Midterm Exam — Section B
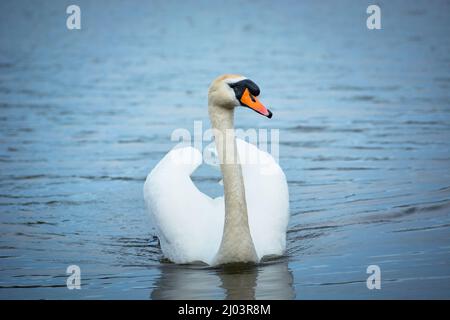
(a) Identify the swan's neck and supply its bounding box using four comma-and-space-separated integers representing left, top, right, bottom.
208, 103, 258, 265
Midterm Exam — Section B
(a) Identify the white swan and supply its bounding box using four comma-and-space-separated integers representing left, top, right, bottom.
144, 74, 289, 265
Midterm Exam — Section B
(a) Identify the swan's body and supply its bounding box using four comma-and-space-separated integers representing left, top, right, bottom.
144, 75, 289, 265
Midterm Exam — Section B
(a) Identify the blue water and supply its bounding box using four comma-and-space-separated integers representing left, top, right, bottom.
0, 0, 449, 299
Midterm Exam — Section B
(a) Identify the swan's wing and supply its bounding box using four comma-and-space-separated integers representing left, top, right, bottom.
143, 146, 224, 264
236, 139, 290, 259
145, 141, 289, 264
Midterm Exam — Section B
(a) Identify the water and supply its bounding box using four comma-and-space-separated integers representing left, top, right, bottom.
1, 0, 449, 299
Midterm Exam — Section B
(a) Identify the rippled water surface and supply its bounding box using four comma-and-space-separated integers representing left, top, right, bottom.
1, 0, 450, 299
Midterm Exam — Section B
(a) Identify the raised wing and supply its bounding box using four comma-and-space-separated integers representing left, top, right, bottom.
144, 146, 223, 264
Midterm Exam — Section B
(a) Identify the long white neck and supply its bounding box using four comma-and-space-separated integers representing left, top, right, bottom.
208, 103, 258, 265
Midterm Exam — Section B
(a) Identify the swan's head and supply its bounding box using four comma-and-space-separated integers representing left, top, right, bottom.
208, 74, 272, 118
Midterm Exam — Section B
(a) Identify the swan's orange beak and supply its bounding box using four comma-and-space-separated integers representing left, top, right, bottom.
240, 88, 272, 118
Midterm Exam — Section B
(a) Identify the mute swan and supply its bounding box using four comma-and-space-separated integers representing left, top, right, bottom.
144, 74, 289, 266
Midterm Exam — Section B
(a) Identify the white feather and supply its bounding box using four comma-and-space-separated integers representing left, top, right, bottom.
144, 139, 289, 265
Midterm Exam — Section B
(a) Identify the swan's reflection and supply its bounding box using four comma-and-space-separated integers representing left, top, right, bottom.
150, 260, 295, 300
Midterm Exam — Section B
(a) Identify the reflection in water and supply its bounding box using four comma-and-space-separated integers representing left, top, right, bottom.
151, 260, 295, 300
